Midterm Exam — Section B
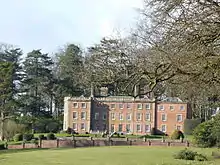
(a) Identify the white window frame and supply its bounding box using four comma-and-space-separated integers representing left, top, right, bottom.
137, 113, 142, 121
137, 124, 141, 132
81, 123, 85, 130
118, 124, 123, 132
170, 105, 174, 111
137, 103, 143, 110
127, 103, 131, 109
180, 105, 185, 111
119, 104, 124, 109
161, 125, 166, 132
73, 111, 78, 119
111, 113, 115, 120
177, 114, 183, 122
73, 123, 77, 131
127, 113, 131, 120
161, 114, 167, 121
146, 113, 151, 121
146, 103, 151, 110
95, 113, 99, 120
119, 113, 123, 120
110, 104, 116, 109
159, 105, 164, 111
81, 112, 86, 120
145, 124, 151, 133
81, 103, 87, 109
111, 124, 115, 132
73, 102, 78, 108
126, 124, 131, 133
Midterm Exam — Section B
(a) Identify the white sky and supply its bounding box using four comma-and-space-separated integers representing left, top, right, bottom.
0, 0, 143, 53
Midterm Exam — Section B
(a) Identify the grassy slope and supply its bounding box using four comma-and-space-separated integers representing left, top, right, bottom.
0, 146, 219, 165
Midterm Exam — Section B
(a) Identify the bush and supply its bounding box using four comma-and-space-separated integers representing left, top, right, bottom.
174, 148, 198, 160
38, 134, 46, 140
0, 144, 6, 150
66, 127, 72, 134
171, 130, 184, 140
23, 133, 34, 141
195, 154, 208, 161
184, 119, 202, 135
47, 133, 56, 140
13, 133, 23, 142
193, 120, 216, 147
45, 122, 60, 133
30, 139, 38, 145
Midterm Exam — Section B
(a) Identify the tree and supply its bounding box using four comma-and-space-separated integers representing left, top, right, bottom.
20, 50, 54, 117
0, 61, 14, 140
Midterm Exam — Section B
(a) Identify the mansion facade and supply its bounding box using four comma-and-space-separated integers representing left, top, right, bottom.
63, 96, 191, 135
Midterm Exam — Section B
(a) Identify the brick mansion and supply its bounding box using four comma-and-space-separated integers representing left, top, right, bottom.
63, 89, 191, 135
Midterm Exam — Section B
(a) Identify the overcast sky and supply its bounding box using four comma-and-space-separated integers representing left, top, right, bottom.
0, 0, 143, 53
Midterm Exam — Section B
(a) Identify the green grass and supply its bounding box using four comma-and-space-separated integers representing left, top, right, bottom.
0, 146, 219, 165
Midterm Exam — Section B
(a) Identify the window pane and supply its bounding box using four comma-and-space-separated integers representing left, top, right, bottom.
95, 113, 99, 120
103, 113, 107, 120
73, 112, 77, 119
81, 123, 85, 130
73, 103, 78, 108
81, 103, 86, 108
81, 112, 86, 119
127, 113, 131, 120
180, 106, 184, 110
137, 124, 141, 131
119, 104, 123, 109
126, 124, 130, 132
119, 124, 123, 132
119, 113, 123, 120
111, 124, 115, 132
111, 113, 115, 120
145, 125, 151, 132
170, 106, 174, 110
127, 103, 131, 109
137, 104, 143, 109
146, 104, 150, 110
111, 104, 116, 109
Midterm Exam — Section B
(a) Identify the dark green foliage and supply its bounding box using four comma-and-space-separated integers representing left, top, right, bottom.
23, 133, 34, 141
31, 139, 38, 145
184, 119, 202, 135
0, 144, 6, 150
38, 134, 45, 140
45, 121, 60, 133
195, 154, 208, 161
13, 133, 23, 142
47, 133, 56, 140
34, 118, 61, 133
171, 130, 184, 140
193, 120, 216, 147
174, 148, 207, 161
66, 127, 73, 134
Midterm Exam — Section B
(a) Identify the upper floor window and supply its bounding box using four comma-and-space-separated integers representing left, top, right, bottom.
137, 113, 142, 121
159, 105, 164, 111
119, 113, 123, 120
73, 112, 78, 119
127, 103, 131, 109
73, 103, 78, 108
177, 114, 183, 122
145, 103, 151, 110
127, 113, 131, 120
110, 104, 116, 109
95, 113, 99, 120
103, 113, 107, 120
119, 104, 124, 109
180, 105, 185, 111
146, 113, 151, 121
81, 103, 87, 109
137, 103, 143, 110
161, 114, 167, 121
170, 105, 174, 111
111, 113, 115, 120
81, 112, 86, 120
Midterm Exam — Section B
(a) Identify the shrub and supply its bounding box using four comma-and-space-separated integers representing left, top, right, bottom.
171, 130, 184, 140
0, 144, 6, 150
184, 119, 202, 135
38, 134, 46, 140
23, 133, 34, 141
66, 127, 72, 134
31, 139, 38, 145
174, 148, 198, 160
193, 120, 216, 147
46, 122, 60, 133
13, 133, 23, 142
195, 154, 208, 161
47, 133, 56, 140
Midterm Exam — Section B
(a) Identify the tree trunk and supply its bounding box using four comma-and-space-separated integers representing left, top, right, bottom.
0, 112, 4, 141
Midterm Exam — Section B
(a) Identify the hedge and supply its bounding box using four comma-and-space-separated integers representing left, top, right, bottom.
184, 118, 202, 135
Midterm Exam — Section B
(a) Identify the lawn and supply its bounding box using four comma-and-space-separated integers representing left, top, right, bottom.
0, 146, 219, 165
